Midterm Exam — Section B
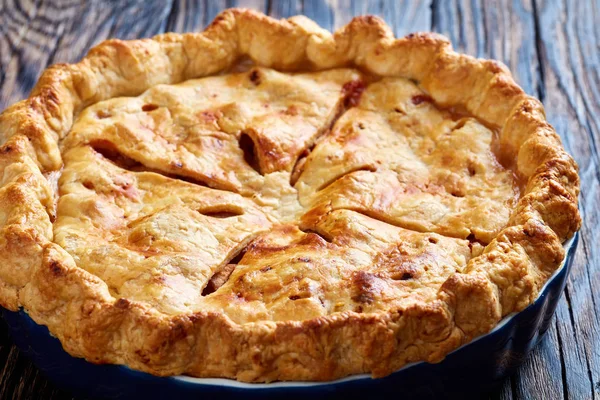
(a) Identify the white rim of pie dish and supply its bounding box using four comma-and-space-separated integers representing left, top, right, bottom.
170, 236, 576, 388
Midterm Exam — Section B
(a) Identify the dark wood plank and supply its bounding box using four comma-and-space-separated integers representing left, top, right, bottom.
0, 320, 74, 399
268, 0, 301, 18
329, 0, 432, 36
385, 1, 433, 38
106, 0, 173, 40
554, 292, 594, 400
512, 322, 564, 399
535, 0, 600, 398
0, 0, 176, 111
48, 2, 117, 66
166, 0, 205, 33
0, 0, 40, 98
489, 377, 514, 400
302, 0, 333, 30
0, 0, 80, 110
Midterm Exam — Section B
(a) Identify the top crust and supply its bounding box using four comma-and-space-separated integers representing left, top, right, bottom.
0, 9, 581, 382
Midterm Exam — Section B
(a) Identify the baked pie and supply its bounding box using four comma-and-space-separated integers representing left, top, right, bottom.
0, 9, 580, 382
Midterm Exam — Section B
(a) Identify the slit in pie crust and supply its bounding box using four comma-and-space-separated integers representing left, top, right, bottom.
0, 9, 580, 382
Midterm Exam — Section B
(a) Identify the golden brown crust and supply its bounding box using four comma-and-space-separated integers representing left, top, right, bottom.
295, 77, 519, 243
0, 9, 580, 382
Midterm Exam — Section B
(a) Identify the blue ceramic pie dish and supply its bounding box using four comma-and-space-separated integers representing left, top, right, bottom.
1, 234, 578, 399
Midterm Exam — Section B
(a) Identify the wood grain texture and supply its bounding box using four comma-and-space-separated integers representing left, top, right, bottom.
166, 0, 205, 32
535, 0, 600, 399
0, 0, 79, 109
0, 0, 39, 98
0, 1, 597, 399
268, 0, 301, 18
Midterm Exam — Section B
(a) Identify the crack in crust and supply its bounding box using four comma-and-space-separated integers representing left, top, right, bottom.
0, 9, 581, 382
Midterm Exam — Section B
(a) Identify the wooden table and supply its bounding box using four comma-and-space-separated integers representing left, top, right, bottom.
0, 0, 598, 399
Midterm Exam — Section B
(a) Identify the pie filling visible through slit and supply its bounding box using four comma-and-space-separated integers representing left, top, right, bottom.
0, 9, 580, 382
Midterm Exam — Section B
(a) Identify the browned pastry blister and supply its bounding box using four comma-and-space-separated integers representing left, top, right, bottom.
0, 9, 580, 382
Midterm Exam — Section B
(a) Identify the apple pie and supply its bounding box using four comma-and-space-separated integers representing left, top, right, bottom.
0, 9, 580, 382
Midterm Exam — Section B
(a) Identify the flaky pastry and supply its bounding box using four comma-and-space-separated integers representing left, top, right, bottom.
0, 9, 580, 382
